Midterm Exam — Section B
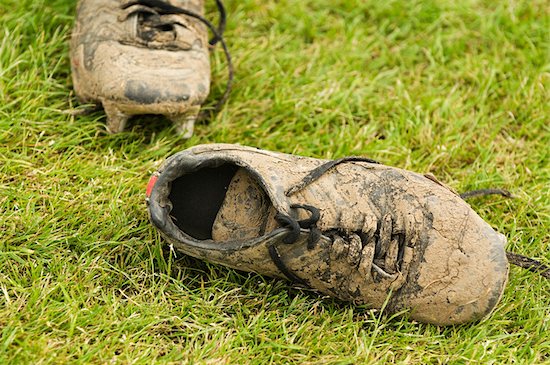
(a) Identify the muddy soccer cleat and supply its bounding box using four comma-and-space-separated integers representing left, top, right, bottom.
146, 144, 509, 325
70, 0, 232, 137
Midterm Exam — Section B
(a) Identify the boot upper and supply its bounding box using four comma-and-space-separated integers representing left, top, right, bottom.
147, 144, 509, 325
70, 0, 210, 114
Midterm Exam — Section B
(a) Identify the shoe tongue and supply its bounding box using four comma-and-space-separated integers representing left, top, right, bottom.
211, 168, 278, 242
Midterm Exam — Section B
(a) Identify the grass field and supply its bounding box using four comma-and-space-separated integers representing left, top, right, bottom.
1, 0, 549, 363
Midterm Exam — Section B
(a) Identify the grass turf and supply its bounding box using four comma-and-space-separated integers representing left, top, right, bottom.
1, 0, 549, 363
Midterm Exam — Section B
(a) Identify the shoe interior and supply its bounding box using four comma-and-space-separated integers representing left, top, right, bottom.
168, 164, 239, 240
168, 165, 277, 241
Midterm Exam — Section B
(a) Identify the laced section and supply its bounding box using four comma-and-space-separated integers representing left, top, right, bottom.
268, 157, 408, 287
268, 204, 321, 286
119, 0, 233, 120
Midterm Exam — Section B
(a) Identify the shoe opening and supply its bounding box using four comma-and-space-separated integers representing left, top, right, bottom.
168, 164, 277, 241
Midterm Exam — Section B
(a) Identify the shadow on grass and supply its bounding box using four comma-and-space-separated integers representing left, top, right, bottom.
155, 243, 431, 331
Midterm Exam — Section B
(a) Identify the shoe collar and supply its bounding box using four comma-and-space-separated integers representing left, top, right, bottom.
147, 144, 303, 251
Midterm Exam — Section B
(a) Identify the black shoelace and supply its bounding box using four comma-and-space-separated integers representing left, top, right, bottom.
269, 157, 398, 287
459, 188, 549, 279
121, 0, 233, 121
269, 158, 550, 286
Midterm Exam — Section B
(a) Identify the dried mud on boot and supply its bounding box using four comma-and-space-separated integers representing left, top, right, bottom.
70, 0, 231, 137
147, 144, 512, 325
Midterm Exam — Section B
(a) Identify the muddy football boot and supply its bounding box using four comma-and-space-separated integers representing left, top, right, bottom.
146, 144, 509, 325
70, 0, 230, 137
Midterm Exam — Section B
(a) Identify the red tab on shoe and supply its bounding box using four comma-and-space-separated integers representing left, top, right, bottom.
146, 174, 158, 198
